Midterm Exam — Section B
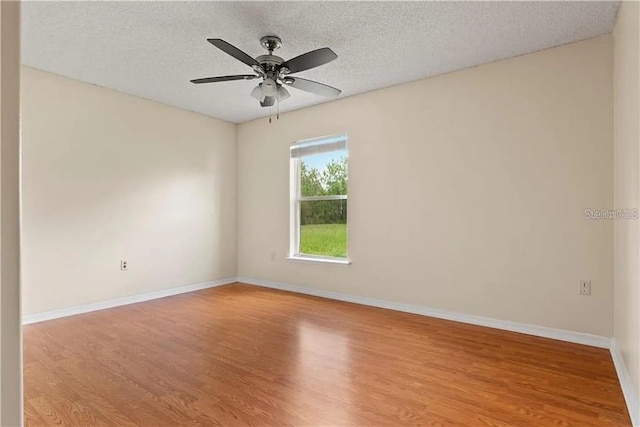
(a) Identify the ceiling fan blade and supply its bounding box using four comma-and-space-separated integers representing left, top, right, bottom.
280, 48, 337, 74
207, 38, 263, 70
191, 75, 258, 84
260, 96, 276, 107
286, 77, 341, 98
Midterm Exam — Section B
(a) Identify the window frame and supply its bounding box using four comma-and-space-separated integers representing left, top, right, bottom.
288, 134, 350, 265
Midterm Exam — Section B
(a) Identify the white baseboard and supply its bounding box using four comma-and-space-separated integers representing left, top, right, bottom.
22, 277, 236, 325
237, 276, 611, 348
611, 339, 640, 426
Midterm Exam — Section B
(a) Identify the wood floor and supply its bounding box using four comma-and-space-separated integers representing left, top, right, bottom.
24, 283, 630, 426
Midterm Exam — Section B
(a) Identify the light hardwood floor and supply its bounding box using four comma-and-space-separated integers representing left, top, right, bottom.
24, 283, 631, 426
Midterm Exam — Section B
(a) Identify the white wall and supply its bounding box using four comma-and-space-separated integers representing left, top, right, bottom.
1, 2, 21, 425
613, 0, 640, 418
21, 67, 237, 316
237, 36, 614, 337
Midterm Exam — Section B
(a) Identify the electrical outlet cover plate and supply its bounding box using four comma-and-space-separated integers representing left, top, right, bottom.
579, 280, 591, 296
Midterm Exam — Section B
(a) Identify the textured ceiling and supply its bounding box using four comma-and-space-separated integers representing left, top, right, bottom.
22, 1, 619, 124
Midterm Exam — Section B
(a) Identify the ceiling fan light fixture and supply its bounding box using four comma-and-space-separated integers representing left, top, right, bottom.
250, 84, 264, 101
277, 86, 290, 101
261, 78, 277, 97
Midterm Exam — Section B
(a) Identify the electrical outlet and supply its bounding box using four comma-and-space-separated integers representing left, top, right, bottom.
579, 280, 591, 296
120, 260, 128, 271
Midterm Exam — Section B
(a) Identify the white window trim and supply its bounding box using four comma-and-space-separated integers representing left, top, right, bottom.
286, 255, 352, 265
289, 134, 350, 264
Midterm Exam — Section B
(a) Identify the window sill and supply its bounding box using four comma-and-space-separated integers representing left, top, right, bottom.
286, 255, 352, 265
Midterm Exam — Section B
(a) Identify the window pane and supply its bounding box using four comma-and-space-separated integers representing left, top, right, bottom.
299, 199, 347, 257
300, 150, 347, 197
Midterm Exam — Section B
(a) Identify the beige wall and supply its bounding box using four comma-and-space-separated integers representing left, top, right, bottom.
21, 67, 237, 316
1, 2, 21, 425
237, 36, 614, 337
614, 0, 640, 417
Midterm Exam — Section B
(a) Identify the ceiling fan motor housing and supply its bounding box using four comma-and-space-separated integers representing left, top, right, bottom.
258, 36, 290, 76
255, 54, 284, 71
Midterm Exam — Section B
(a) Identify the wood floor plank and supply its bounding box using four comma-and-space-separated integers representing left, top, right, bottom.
23, 283, 631, 426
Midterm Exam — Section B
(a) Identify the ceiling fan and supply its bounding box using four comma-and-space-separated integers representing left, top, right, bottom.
191, 36, 341, 107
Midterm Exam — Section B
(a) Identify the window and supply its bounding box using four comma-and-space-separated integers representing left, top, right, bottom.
289, 134, 348, 263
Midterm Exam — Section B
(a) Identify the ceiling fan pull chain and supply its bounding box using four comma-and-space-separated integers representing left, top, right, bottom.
269, 106, 272, 124
277, 95, 280, 120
